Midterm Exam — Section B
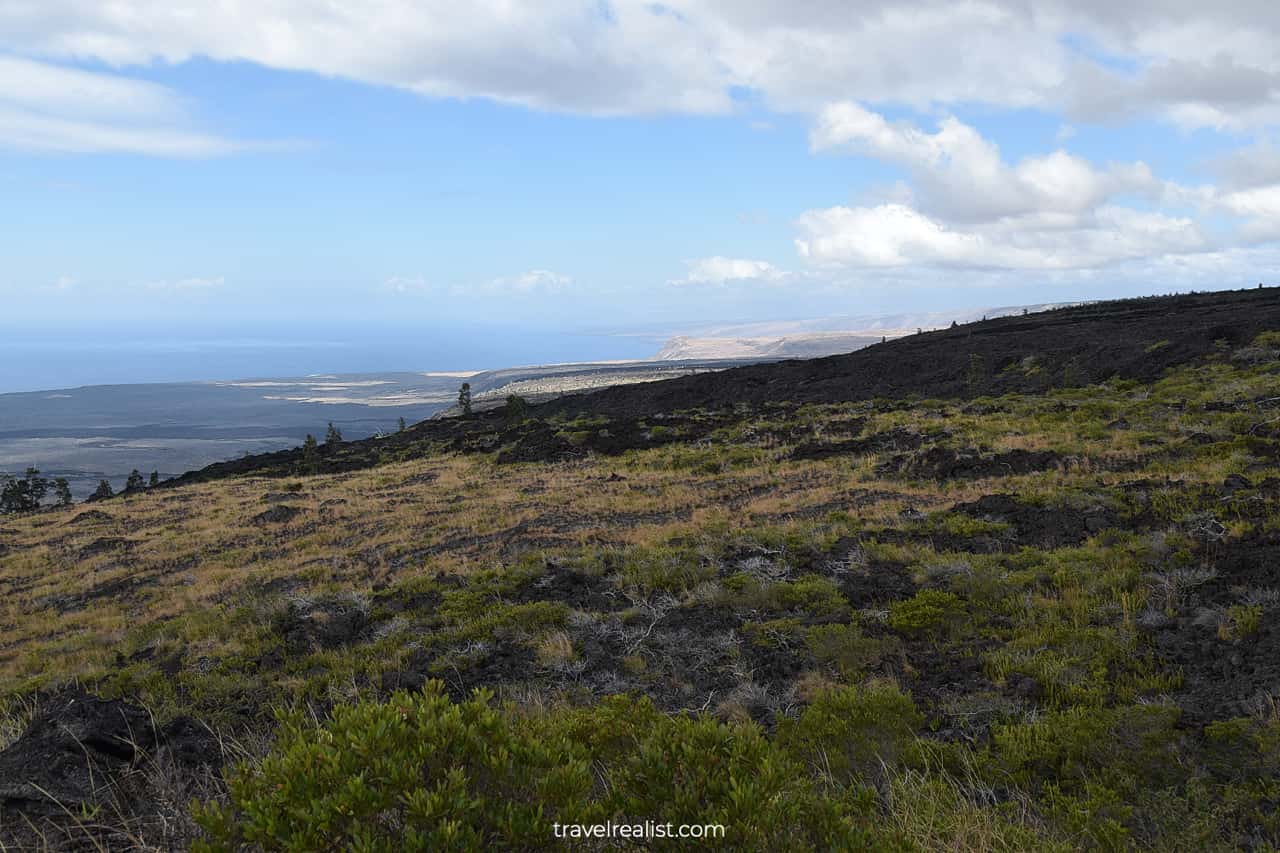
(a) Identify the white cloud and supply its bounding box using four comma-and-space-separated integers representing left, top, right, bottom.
797, 102, 1223, 272
1218, 184, 1280, 243
810, 102, 1164, 223
384, 270, 574, 296
671, 256, 789, 285
1064, 54, 1280, 131
0, 55, 268, 155
5, 2, 1280, 127
0, 2, 732, 117
1219, 185, 1280, 219
1209, 140, 1280, 191
486, 269, 573, 293
795, 203, 1207, 271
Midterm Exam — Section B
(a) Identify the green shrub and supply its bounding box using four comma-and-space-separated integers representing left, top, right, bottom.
197, 684, 879, 851
194, 683, 596, 850
993, 703, 1184, 794
721, 574, 848, 617
619, 545, 714, 594
1203, 717, 1280, 782
806, 622, 895, 678
778, 682, 923, 790
1218, 604, 1263, 641
888, 590, 966, 638
597, 706, 865, 849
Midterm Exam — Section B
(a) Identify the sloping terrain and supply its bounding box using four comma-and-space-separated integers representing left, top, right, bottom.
0, 288, 1278, 849
0, 358, 760, 499
546, 286, 1280, 418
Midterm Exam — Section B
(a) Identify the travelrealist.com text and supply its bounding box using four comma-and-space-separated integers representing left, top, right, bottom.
552, 821, 727, 840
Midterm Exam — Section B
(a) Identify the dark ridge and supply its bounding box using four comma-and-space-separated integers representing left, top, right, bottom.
538, 287, 1280, 420
156, 286, 1279, 487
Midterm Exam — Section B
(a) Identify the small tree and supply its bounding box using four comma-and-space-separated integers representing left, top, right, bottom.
26, 468, 49, 505
54, 478, 73, 506
397, 416, 407, 433
301, 434, 319, 474
2, 469, 49, 514
458, 383, 473, 417
505, 394, 530, 425
125, 469, 146, 491
149, 471, 160, 487
0, 476, 23, 514
90, 479, 114, 500
325, 422, 343, 445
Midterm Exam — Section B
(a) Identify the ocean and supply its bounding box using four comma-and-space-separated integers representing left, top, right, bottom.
0, 327, 661, 393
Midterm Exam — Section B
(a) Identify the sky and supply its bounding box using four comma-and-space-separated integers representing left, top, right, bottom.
3, 1, 1280, 375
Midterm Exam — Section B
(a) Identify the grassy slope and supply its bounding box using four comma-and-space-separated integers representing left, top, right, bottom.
1, 297, 1279, 848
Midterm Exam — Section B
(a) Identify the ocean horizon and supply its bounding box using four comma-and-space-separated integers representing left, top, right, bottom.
0, 327, 663, 394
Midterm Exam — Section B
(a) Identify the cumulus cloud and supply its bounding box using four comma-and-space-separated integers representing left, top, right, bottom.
1217, 185, 1280, 243
796, 204, 1205, 270
671, 256, 789, 285
4, 1, 1280, 128
1210, 140, 1280, 192
0, 55, 269, 155
0, 2, 732, 117
810, 102, 1163, 223
1064, 55, 1280, 130
798, 103, 1214, 271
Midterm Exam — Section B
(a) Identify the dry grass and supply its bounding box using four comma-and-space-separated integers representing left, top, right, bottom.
0, 358, 1272, 699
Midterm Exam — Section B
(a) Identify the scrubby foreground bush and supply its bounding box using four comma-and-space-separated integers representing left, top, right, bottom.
194, 677, 1280, 851
196, 681, 920, 850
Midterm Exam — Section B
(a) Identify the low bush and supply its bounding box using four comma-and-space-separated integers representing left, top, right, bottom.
196, 683, 882, 851
777, 682, 924, 790
888, 589, 967, 638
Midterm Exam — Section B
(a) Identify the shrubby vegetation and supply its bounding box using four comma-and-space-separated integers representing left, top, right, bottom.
0, 467, 71, 514
196, 681, 882, 851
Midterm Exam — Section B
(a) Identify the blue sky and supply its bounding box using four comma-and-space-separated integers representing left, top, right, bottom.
3, 2, 1280, 369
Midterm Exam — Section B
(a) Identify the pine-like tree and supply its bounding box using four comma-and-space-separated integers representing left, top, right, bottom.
54, 478, 73, 506
90, 479, 114, 500
301, 434, 319, 474
325, 422, 343, 444
24, 468, 48, 505
458, 383, 473, 417
505, 394, 530, 425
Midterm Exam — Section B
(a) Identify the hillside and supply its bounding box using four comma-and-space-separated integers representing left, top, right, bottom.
545, 287, 1280, 418
0, 287, 1279, 849
0, 359, 760, 499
